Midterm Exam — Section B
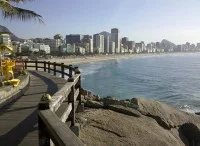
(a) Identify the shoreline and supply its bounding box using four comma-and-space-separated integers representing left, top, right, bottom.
43, 52, 198, 65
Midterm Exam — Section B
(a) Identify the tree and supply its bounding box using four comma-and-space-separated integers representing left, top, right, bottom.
0, 0, 43, 22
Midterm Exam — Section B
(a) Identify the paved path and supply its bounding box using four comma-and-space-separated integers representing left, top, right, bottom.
0, 71, 67, 146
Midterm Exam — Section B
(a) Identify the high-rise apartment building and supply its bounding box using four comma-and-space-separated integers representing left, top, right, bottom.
82, 36, 93, 53
111, 28, 120, 53
109, 41, 115, 54
43, 38, 62, 52
0, 34, 11, 46
93, 34, 104, 53
127, 41, 135, 53
104, 36, 109, 53
66, 34, 84, 44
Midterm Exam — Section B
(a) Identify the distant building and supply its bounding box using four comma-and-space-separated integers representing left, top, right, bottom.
99, 33, 109, 53
32, 38, 43, 43
89, 39, 93, 53
127, 41, 135, 53
122, 37, 129, 45
111, 28, 120, 53
12, 41, 21, 53
190, 44, 196, 51
196, 43, 200, 51
76, 46, 85, 54
135, 42, 145, 53
146, 43, 152, 53
43, 38, 62, 52
175, 45, 182, 52
104, 35, 109, 53
66, 44, 76, 53
93, 34, 104, 53
0, 34, 11, 46
83, 35, 92, 39
156, 42, 161, 49
109, 41, 115, 54
66, 34, 84, 44
82, 36, 93, 53
33, 43, 51, 54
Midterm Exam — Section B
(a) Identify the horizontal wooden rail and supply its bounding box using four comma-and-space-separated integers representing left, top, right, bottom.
39, 110, 84, 146
24, 60, 78, 78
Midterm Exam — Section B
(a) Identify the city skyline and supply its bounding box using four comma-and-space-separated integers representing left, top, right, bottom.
1, 0, 200, 44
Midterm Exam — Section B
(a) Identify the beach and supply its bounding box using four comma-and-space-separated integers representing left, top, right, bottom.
43, 53, 166, 65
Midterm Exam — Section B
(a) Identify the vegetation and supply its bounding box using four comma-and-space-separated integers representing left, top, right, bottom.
0, 0, 43, 22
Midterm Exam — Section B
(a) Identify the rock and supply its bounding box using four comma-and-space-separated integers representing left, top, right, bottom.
180, 123, 200, 146
81, 95, 86, 103
119, 100, 138, 109
80, 88, 101, 101
101, 97, 119, 107
107, 105, 141, 117
130, 97, 138, 105
195, 112, 200, 115
102, 96, 138, 109
133, 98, 200, 129
77, 109, 188, 146
85, 100, 104, 108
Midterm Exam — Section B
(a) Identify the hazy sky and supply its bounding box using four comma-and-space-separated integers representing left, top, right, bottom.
1, 0, 200, 44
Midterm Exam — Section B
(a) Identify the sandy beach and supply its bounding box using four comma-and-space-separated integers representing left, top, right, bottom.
42, 52, 199, 65
43, 53, 166, 65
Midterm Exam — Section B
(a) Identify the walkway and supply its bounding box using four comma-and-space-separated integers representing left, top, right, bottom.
0, 71, 67, 146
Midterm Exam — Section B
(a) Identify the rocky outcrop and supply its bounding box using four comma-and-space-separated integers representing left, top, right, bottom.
77, 93, 200, 146
133, 98, 200, 130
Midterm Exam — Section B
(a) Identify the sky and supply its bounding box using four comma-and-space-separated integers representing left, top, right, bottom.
1, 0, 200, 44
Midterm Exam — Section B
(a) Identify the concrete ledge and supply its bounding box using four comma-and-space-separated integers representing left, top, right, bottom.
0, 74, 30, 108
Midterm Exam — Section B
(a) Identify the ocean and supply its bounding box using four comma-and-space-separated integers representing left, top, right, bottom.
77, 53, 200, 113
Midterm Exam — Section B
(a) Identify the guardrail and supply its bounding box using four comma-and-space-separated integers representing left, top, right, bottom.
24, 61, 84, 146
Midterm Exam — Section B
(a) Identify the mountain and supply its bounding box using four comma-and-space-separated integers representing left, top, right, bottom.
161, 39, 177, 51
0, 25, 23, 42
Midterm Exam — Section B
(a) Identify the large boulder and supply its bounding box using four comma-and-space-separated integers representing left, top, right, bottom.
85, 100, 104, 108
77, 98, 200, 146
101, 96, 120, 107
77, 109, 187, 146
102, 96, 138, 109
107, 105, 141, 117
80, 88, 100, 101
132, 98, 200, 129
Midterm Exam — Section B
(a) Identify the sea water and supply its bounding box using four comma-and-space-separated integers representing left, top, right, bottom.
77, 53, 200, 113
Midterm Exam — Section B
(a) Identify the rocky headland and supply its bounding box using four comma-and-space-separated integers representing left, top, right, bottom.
76, 88, 200, 146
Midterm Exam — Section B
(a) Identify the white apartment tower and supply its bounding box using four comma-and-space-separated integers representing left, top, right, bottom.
0, 34, 11, 46
93, 34, 104, 53
111, 28, 120, 53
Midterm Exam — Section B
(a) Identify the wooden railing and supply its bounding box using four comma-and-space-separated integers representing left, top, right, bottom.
24, 61, 84, 146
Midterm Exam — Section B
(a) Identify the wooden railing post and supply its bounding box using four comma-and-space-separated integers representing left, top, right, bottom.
53, 62, 56, 76
25, 61, 27, 69
61, 63, 64, 78
68, 65, 74, 82
68, 65, 75, 126
44, 61, 46, 72
48, 61, 50, 73
38, 100, 51, 146
74, 67, 82, 103
68, 85, 75, 126
36, 60, 38, 71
